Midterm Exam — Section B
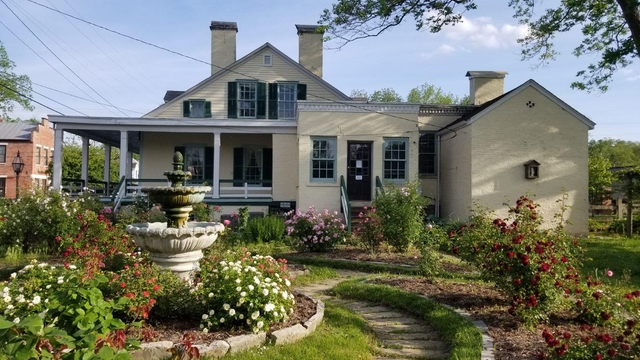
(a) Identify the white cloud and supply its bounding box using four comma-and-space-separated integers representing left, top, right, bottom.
620, 68, 640, 81
420, 15, 529, 60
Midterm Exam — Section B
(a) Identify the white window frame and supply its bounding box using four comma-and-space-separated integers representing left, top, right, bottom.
238, 82, 257, 118
419, 132, 437, 176
263, 54, 272, 66
278, 83, 297, 119
184, 146, 205, 180
383, 138, 408, 182
35, 145, 42, 165
188, 99, 206, 118
310, 137, 337, 183
44, 147, 49, 166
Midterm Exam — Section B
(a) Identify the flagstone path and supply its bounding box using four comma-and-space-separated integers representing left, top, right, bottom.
294, 270, 450, 359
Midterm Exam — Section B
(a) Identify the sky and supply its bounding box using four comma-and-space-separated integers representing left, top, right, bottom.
1, 0, 639, 141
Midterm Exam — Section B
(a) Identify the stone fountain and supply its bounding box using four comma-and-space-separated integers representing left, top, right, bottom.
126, 152, 225, 279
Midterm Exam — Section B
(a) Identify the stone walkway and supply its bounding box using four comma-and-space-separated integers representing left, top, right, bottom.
294, 270, 449, 359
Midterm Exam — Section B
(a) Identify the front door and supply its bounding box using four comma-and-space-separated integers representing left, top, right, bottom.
347, 142, 372, 201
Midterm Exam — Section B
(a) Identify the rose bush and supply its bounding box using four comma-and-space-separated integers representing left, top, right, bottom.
353, 206, 384, 254
285, 207, 347, 252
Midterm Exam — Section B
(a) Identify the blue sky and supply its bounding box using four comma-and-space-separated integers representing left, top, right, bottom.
1, 0, 639, 141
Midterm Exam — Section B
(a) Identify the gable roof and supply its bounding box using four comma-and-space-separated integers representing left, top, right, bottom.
0, 122, 36, 141
439, 79, 596, 133
145, 42, 351, 117
163, 90, 184, 103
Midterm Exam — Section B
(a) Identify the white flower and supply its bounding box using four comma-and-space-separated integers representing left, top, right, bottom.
209, 310, 215, 315
248, 285, 255, 291
285, 279, 291, 287
235, 278, 241, 284
10, 273, 16, 279
262, 289, 269, 296
257, 321, 264, 329
3, 296, 11, 303
202, 314, 209, 320
2, 287, 8, 293
272, 288, 278, 294
229, 309, 236, 316
32, 296, 41, 305
236, 286, 242, 292
220, 317, 225, 323
282, 291, 289, 299
13, 317, 20, 323
251, 311, 260, 320
223, 303, 230, 311
68, 265, 77, 270
239, 314, 244, 319
264, 303, 275, 312
202, 328, 209, 334
45, 285, 51, 289
57, 276, 64, 284
265, 277, 271, 283
241, 291, 247, 297
207, 292, 214, 298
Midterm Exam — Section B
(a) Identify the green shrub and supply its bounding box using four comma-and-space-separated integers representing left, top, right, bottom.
417, 224, 447, 277
285, 207, 347, 252
352, 207, 384, 255
244, 216, 286, 243
608, 216, 640, 234
588, 218, 610, 232
373, 180, 426, 252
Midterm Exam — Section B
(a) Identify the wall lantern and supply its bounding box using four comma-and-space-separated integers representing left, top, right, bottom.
12, 151, 25, 198
524, 160, 540, 179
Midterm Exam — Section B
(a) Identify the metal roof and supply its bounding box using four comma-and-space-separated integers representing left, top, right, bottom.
0, 122, 36, 141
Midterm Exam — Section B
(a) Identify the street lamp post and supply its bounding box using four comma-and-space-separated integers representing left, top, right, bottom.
12, 151, 24, 199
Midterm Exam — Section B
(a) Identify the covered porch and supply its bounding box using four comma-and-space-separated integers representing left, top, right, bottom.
48, 116, 297, 206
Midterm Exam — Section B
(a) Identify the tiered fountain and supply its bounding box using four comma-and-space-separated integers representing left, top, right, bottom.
126, 152, 225, 279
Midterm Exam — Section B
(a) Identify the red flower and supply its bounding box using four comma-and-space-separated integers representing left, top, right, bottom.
506, 252, 515, 258
149, 299, 156, 305
539, 263, 551, 272
120, 282, 126, 288
142, 291, 149, 297
608, 348, 617, 357
123, 293, 134, 298
563, 332, 571, 340
153, 284, 161, 291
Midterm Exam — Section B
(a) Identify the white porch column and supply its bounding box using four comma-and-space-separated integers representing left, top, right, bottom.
81, 136, 89, 187
103, 144, 111, 183
126, 151, 133, 179
52, 128, 63, 190
119, 131, 128, 180
213, 132, 221, 198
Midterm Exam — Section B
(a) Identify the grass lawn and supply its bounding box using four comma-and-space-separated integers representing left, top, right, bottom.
219, 303, 377, 360
582, 235, 640, 290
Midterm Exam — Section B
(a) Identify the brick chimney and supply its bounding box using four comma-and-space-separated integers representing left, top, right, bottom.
210, 21, 238, 75
296, 25, 324, 78
466, 71, 508, 105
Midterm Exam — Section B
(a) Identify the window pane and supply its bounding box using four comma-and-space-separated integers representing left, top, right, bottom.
185, 147, 205, 180
0, 178, 5, 197
44, 149, 49, 165
278, 84, 296, 119
239, 83, 257, 118
383, 139, 408, 180
419, 132, 437, 175
244, 148, 263, 184
189, 100, 205, 118
0, 145, 5, 163
311, 138, 336, 181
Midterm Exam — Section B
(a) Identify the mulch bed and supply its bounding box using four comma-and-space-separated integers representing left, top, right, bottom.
136, 292, 317, 344
286, 246, 423, 266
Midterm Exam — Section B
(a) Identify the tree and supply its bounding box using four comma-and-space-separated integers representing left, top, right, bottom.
615, 167, 640, 238
588, 152, 614, 204
407, 82, 469, 104
61, 141, 120, 184
320, 0, 640, 92
589, 139, 640, 167
0, 41, 33, 118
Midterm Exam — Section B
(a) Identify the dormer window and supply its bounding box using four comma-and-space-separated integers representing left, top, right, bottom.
182, 99, 211, 118
263, 54, 272, 66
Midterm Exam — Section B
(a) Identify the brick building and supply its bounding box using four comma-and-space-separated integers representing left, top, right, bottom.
0, 118, 54, 198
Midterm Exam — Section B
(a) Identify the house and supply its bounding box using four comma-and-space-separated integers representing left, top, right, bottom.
48, 22, 594, 235
0, 118, 54, 198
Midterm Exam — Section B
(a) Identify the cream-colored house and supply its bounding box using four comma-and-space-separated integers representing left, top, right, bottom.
49, 22, 594, 235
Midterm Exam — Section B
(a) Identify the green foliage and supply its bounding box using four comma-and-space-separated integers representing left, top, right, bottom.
373, 180, 426, 252
407, 82, 470, 104
285, 207, 347, 252
608, 216, 640, 235
189, 203, 221, 222
589, 139, 640, 168
321, 0, 640, 92
588, 152, 614, 204
0, 191, 83, 255
0, 41, 33, 118
60, 140, 121, 184
244, 216, 286, 243
417, 224, 447, 277
114, 196, 166, 225
352, 207, 384, 254
588, 218, 609, 233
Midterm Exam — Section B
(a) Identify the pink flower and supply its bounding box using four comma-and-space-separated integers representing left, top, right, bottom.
223, 219, 231, 226
606, 270, 613, 277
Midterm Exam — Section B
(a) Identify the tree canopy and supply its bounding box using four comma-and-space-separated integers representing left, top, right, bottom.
0, 41, 33, 118
350, 82, 468, 104
589, 139, 640, 167
320, 0, 640, 92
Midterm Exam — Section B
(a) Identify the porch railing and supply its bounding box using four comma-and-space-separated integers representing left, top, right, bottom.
340, 175, 351, 233
375, 176, 384, 198
61, 178, 85, 194
112, 176, 127, 212
219, 179, 272, 199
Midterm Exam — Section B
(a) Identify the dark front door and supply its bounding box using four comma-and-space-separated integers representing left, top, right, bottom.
347, 142, 372, 201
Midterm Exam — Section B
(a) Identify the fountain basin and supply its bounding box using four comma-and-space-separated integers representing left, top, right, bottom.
144, 186, 211, 207
126, 221, 225, 279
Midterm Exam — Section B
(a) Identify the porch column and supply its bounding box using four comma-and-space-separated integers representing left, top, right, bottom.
81, 136, 89, 187
103, 144, 111, 183
52, 128, 63, 190
126, 151, 133, 179
119, 131, 128, 180
213, 132, 221, 198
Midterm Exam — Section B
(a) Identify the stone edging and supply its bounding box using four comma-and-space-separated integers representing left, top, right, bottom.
438, 302, 495, 360
130, 296, 325, 359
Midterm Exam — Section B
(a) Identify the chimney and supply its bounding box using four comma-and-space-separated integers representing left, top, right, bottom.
296, 25, 324, 78
210, 21, 238, 75
466, 71, 508, 105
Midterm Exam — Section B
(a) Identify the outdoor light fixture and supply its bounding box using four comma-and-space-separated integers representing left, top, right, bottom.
524, 160, 540, 179
12, 151, 25, 199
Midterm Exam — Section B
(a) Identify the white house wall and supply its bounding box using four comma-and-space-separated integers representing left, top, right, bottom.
272, 134, 298, 202
468, 87, 589, 235
147, 47, 344, 119
297, 109, 420, 212
439, 126, 473, 220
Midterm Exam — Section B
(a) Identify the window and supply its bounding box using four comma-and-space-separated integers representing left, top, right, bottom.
0, 145, 6, 163
36, 146, 41, 165
182, 99, 211, 118
263, 54, 272, 66
419, 132, 437, 175
0, 178, 5, 197
278, 83, 297, 119
239, 82, 257, 118
383, 138, 408, 181
244, 148, 263, 184
311, 137, 337, 182
44, 148, 49, 166
184, 147, 205, 180
233, 147, 272, 187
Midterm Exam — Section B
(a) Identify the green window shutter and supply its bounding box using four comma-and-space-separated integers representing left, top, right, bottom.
174, 146, 186, 170
204, 146, 214, 182
182, 101, 190, 117
297, 84, 307, 100
233, 148, 244, 187
227, 82, 237, 118
263, 148, 272, 188
204, 101, 212, 118
268, 83, 279, 119
257, 82, 267, 119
